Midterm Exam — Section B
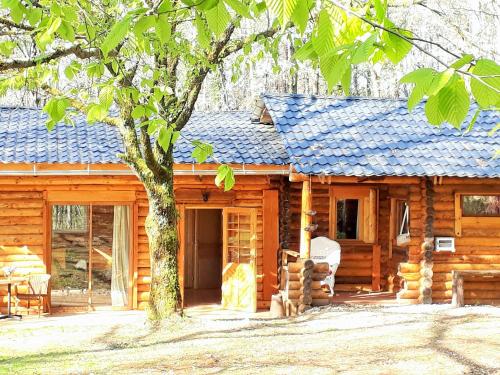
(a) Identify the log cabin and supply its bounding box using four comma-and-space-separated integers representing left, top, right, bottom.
0, 94, 498, 314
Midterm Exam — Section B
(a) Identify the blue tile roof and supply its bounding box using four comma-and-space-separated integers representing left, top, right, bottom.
0, 107, 289, 166
262, 94, 500, 178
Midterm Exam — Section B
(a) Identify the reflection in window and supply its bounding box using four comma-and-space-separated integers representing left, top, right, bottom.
336, 199, 359, 239
462, 195, 500, 216
52, 205, 88, 232
397, 201, 410, 235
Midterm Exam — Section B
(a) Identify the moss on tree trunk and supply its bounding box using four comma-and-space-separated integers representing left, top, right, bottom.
141, 151, 182, 320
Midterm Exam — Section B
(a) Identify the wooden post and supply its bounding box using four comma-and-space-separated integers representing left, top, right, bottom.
300, 179, 312, 259
372, 244, 381, 291
451, 270, 464, 307
263, 190, 279, 302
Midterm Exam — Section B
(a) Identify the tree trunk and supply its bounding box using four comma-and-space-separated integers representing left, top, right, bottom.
141, 150, 182, 320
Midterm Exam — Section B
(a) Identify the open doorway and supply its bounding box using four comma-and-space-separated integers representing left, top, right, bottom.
183, 209, 222, 306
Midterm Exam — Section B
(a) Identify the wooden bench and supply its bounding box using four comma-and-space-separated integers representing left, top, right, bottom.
452, 270, 500, 307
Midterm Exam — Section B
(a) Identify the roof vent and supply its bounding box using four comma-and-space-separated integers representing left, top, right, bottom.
251, 97, 273, 125
251, 97, 265, 123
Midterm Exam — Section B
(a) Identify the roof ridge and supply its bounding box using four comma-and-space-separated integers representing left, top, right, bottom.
0, 105, 43, 110
261, 93, 409, 101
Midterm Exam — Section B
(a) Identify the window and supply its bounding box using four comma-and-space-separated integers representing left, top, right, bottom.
329, 187, 377, 243
455, 193, 500, 237
52, 205, 88, 233
396, 200, 410, 235
336, 199, 359, 239
461, 195, 500, 217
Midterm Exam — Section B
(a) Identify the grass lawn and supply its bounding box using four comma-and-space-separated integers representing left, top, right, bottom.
0, 304, 499, 374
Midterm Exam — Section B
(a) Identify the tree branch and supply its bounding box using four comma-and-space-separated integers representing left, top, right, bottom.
0, 44, 101, 72
0, 17, 34, 31
218, 26, 281, 61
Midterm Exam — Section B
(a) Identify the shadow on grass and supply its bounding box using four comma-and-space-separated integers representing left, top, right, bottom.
2, 308, 498, 374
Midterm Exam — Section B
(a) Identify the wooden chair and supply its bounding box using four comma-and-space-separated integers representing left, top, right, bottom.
15, 274, 51, 317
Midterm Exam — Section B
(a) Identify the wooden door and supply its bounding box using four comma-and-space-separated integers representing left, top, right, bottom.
222, 208, 257, 312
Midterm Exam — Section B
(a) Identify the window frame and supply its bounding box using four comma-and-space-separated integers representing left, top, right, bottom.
460, 194, 500, 217
455, 192, 500, 237
329, 186, 377, 244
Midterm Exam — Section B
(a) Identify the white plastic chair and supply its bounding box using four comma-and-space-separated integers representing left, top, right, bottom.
310, 237, 341, 296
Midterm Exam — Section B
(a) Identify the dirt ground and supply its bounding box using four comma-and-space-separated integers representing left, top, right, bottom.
0, 304, 499, 375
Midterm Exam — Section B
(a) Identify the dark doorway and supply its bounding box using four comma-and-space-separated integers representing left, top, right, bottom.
183, 209, 223, 306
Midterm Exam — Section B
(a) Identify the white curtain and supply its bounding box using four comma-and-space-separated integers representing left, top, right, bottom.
111, 206, 130, 307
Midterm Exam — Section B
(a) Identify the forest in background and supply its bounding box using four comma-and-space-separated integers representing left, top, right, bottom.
196, 0, 499, 111
2, 0, 499, 112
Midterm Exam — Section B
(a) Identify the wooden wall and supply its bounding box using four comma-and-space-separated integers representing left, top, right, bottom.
431, 180, 500, 305
0, 174, 281, 312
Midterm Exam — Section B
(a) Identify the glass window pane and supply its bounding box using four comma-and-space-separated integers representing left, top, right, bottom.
398, 201, 410, 234
462, 195, 500, 216
336, 199, 359, 239
51, 205, 90, 307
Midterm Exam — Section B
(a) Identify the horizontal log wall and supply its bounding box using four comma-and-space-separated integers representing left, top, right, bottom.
432, 182, 500, 305
0, 174, 279, 311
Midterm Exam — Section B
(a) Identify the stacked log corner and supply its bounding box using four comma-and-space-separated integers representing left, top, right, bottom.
419, 177, 434, 304
285, 259, 331, 316
396, 183, 423, 302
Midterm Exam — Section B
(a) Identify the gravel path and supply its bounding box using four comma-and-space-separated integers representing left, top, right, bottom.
0, 304, 499, 374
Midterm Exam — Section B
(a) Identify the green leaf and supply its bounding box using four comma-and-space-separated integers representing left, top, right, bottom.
191, 140, 214, 163
86, 104, 108, 123
0, 41, 16, 57
43, 97, 70, 130
194, 15, 211, 49
373, 0, 387, 23
290, 0, 308, 33
265, 0, 298, 26
465, 108, 481, 134
400, 68, 436, 110
224, 0, 251, 18
425, 92, 445, 126
400, 67, 436, 84
100, 16, 132, 57
381, 23, 412, 64
320, 50, 350, 92
134, 15, 156, 37
38, 16, 62, 50
470, 58, 500, 108
215, 164, 235, 191
293, 41, 317, 61
312, 9, 335, 56
450, 54, 474, 70
439, 76, 470, 128
98, 86, 115, 109
158, 126, 174, 152
425, 76, 470, 128
197, 0, 219, 10
351, 34, 376, 64
131, 105, 146, 119
205, 1, 231, 38
155, 14, 171, 44
57, 20, 75, 42
341, 64, 351, 95
26, 8, 42, 26
427, 68, 454, 96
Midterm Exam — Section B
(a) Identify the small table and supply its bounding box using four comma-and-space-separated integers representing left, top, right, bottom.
0, 277, 26, 320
